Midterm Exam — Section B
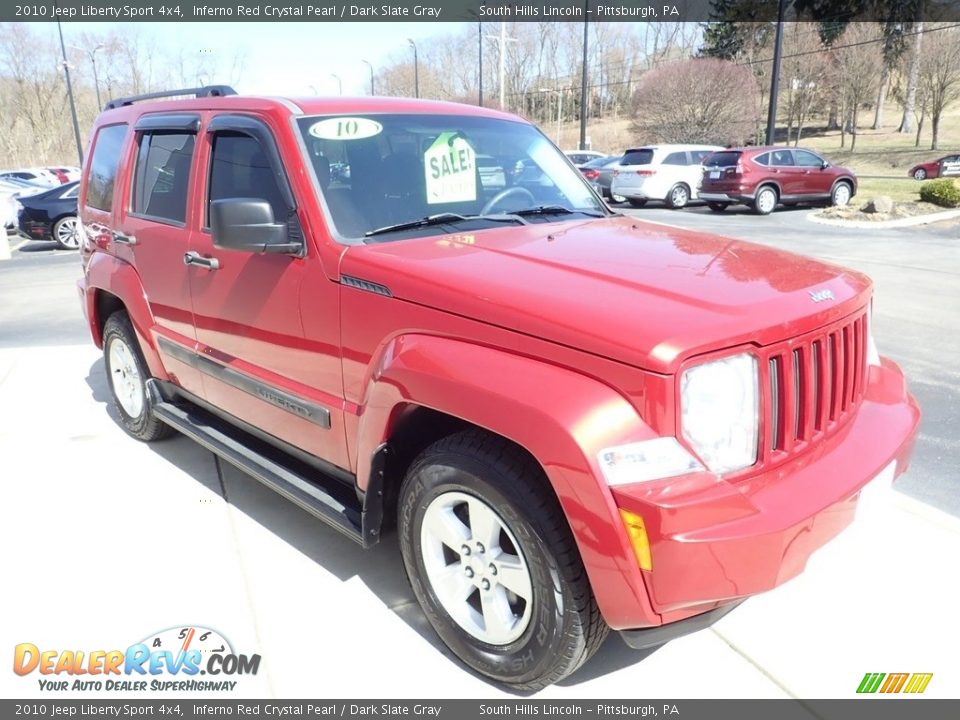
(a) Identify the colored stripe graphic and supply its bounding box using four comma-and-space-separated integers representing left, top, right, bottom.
904, 673, 933, 694
857, 672, 932, 694
857, 673, 885, 693
880, 673, 909, 693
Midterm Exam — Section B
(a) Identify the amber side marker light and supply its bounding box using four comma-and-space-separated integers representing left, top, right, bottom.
619, 509, 652, 571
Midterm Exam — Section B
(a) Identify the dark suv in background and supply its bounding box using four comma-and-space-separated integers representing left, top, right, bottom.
699, 146, 857, 215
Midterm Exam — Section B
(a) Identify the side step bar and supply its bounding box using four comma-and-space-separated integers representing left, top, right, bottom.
152, 400, 367, 546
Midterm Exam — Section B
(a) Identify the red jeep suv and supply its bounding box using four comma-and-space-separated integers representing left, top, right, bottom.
700, 146, 857, 215
77, 87, 917, 690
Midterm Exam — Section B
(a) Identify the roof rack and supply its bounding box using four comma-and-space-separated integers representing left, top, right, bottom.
103, 85, 237, 111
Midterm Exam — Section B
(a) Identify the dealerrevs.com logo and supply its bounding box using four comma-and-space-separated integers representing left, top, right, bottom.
13, 626, 261, 692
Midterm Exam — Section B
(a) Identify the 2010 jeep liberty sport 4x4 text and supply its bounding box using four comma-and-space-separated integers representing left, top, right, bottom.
77, 86, 920, 690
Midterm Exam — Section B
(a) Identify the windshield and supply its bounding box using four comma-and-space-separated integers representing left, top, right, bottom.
296, 113, 605, 241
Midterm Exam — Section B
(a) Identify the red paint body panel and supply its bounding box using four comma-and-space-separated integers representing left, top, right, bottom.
77, 95, 920, 635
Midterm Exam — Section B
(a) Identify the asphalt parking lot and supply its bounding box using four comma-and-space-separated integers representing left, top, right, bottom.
2, 209, 959, 699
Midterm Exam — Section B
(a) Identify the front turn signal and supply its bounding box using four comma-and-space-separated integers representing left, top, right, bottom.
619, 509, 652, 572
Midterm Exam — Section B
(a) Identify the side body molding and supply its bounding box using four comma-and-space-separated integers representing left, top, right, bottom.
354, 333, 663, 629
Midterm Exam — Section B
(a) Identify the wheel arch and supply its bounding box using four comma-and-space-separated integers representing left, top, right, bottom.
831, 176, 856, 197
83, 252, 167, 380
355, 333, 662, 629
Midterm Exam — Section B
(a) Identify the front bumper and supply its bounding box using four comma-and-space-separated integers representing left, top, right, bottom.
611, 357, 919, 624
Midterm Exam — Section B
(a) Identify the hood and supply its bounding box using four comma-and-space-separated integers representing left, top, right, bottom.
340, 216, 871, 374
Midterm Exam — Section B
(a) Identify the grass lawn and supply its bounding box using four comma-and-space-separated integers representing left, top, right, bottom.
854, 177, 923, 203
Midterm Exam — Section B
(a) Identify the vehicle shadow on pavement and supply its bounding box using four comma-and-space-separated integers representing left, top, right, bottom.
85, 358, 658, 693
16, 240, 67, 253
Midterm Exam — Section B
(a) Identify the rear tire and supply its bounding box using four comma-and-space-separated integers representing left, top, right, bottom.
752, 186, 778, 215
628, 199, 647, 208
665, 183, 690, 209
707, 202, 730, 212
398, 430, 608, 691
102, 312, 173, 442
52, 215, 80, 250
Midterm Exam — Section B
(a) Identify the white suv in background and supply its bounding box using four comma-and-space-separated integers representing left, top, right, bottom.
611, 144, 722, 209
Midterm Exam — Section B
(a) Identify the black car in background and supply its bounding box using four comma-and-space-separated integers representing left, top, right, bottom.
579, 155, 625, 203
17, 181, 80, 249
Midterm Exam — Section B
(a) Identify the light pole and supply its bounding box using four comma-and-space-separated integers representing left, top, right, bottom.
478, 22, 483, 106
56, 19, 83, 166
579, 1, 589, 150
330, 73, 342, 96
361, 59, 375, 95
765, 0, 786, 145
539, 88, 563, 146
407, 39, 419, 98
69, 42, 105, 109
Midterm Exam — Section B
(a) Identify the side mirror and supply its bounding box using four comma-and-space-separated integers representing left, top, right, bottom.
821, 160, 829, 170
210, 198, 302, 255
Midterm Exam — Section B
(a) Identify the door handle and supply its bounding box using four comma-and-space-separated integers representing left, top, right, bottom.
112, 231, 137, 246
183, 251, 220, 270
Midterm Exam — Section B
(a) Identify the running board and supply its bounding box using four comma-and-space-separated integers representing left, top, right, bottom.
151, 401, 366, 546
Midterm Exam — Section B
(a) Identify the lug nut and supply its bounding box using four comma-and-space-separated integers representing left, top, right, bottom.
488, 564, 498, 576
464, 567, 475, 578
475, 542, 485, 554
460, 544, 471, 556
480, 579, 491, 591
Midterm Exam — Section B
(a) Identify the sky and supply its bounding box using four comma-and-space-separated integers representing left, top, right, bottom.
32, 21, 467, 96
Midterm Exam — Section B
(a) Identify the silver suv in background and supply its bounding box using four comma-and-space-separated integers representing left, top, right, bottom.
611, 144, 722, 209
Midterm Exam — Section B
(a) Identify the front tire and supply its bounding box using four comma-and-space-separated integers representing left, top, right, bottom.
398, 430, 608, 690
52, 215, 80, 250
912, 168, 927, 181
831, 181, 853, 207
102, 312, 173, 442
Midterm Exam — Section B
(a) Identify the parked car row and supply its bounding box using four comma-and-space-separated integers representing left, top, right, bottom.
0, 165, 81, 187
574, 144, 858, 216
16, 181, 81, 249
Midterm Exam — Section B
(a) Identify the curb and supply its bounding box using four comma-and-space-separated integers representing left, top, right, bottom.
807, 207, 960, 229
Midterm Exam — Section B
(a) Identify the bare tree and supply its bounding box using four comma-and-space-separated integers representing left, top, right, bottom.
780, 24, 828, 146
917, 24, 960, 150
630, 59, 760, 145
899, 22, 923, 133
831, 24, 883, 152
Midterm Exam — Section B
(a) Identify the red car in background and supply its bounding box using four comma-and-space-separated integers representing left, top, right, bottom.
909, 154, 960, 180
700, 146, 857, 215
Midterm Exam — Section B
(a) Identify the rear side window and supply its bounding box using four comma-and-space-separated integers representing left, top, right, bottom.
622, 149, 655, 165
131, 132, 196, 224
691, 150, 713, 164
704, 151, 741, 167
208, 132, 287, 223
86, 124, 128, 211
770, 149, 793, 166
663, 152, 688, 166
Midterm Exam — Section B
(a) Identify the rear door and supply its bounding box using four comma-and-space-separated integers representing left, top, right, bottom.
118, 114, 206, 395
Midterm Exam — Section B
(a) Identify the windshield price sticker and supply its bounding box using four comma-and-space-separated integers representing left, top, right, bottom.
424, 132, 477, 205
308, 117, 382, 141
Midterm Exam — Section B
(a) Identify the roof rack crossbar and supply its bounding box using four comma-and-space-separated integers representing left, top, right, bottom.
103, 85, 237, 111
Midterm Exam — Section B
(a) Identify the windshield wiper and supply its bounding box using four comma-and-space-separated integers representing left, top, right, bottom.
364, 212, 522, 238
511, 205, 605, 218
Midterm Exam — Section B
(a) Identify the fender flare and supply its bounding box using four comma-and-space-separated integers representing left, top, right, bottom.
83, 251, 168, 381
355, 333, 663, 629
